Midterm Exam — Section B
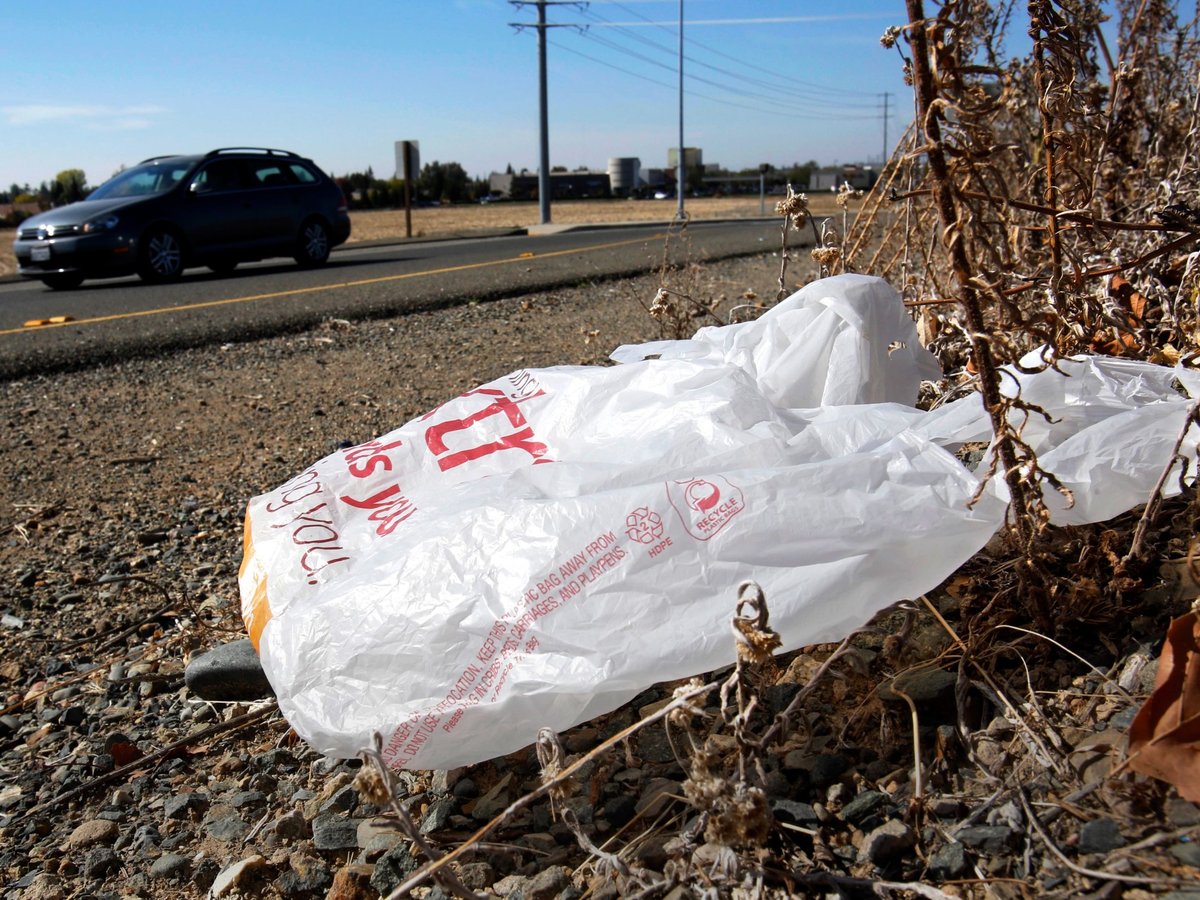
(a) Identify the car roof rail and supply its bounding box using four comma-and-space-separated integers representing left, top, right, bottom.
204, 148, 300, 159
137, 154, 189, 165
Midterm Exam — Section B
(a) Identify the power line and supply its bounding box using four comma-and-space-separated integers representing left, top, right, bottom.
547, 37, 879, 121
572, 26, 878, 112
594, 1, 881, 99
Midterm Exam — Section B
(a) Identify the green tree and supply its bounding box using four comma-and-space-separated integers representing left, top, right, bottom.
416, 161, 471, 204
54, 169, 87, 204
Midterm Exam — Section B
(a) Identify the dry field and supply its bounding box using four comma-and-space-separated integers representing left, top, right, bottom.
0, 194, 840, 280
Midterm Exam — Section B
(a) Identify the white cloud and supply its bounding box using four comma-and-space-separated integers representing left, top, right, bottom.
2, 104, 167, 126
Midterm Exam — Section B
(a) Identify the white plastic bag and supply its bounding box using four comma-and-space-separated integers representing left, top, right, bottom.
239, 274, 1199, 769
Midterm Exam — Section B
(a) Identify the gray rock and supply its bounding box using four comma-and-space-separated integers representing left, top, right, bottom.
563, 794, 594, 825
928, 841, 968, 879
204, 806, 250, 843
525, 865, 573, 899
634, 724, 675, 763
130, 824, 162, 855
809, 753, 848, 788
1078, 817, 1124, 854
858, 819, 916, 866
770, 798, 819, 828
1167, 797, 1200, 828
841, 790, 892, 828
881, 667, 957, 704
635, 778, 681, 818
82, 846, 120, 879
357, 816, 401, 850
185, 639, 273, 702
163, 792, 208, 821
149, 854, 192, 880
192, 858, 221, 892
1108, 705, 1138, 729
1170, 841, 1200, 867
371, 844, 421, 896
318, 784, 358, 816
312, 813, 359, 850
274, 852, 331, 897
458, 861, 497, 890
451, 776, 478, 799
273, 808, 310, 841
230, 790, 267, 810
930, 797, 963, 820
417, 801, 453, 835
603, 794, 637, 828
16, 874, 65, 900
956, 825, 1017, 855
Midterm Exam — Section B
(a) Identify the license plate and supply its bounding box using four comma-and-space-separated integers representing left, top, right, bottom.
31, 246, 51, 262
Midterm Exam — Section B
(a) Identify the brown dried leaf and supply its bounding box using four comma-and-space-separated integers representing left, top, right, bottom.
1126, 612, 1200, 801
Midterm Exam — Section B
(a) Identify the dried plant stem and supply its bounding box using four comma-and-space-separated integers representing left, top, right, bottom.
906, 0, 1050, 624
890, 685, 924, 802
776, 215, 792, 302
383, 681, 716, 898
1031, 0, 1065, 291
1124, 399, 1200, 563
920, 596, 1065, 775
1016, 788, 1191, 887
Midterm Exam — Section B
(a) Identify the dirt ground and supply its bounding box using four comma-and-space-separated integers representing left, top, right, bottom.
1, 245, 1198, 897
0, 194, 841, 280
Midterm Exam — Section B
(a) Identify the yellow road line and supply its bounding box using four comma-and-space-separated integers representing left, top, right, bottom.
1, 233, 665, 337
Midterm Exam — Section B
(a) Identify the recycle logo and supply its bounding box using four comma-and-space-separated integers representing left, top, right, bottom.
625, 507, 664, 544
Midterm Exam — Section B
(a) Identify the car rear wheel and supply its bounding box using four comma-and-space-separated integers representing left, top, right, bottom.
41, 273, 85, 291
137, 227, 185, 283
294, 218, 330, 268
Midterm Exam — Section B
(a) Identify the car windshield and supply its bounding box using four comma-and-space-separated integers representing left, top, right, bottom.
88, 161, 193, 200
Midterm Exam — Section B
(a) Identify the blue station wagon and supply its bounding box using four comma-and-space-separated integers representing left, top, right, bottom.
13, 148, 351, 290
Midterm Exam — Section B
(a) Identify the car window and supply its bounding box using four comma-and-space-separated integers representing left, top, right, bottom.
288, 163, 318, 184
250, 164, 290, 187
192, 159, 247, 193
89, 163, 191, 199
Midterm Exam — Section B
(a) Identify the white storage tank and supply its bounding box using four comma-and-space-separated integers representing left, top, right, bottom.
607, 157, 640, 197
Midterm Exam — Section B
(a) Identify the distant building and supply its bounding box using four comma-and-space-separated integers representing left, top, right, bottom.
489, 169, 614, 200
667, 147, 703, 169
811, 164, 878, 192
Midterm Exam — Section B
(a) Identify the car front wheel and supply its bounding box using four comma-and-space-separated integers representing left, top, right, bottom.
294, 218, 330, 268
137, 227, 185, 283
41, 272, 85, 291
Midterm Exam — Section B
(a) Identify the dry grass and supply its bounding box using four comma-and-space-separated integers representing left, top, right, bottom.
0, 194, 841, 280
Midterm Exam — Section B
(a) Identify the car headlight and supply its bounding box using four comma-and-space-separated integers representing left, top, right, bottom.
82, 214, 120, 234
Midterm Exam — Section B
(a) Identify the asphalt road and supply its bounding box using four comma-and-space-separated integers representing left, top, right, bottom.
0, 220, 784, 381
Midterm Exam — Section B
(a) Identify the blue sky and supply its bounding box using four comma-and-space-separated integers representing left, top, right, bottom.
2, 1, 913, 190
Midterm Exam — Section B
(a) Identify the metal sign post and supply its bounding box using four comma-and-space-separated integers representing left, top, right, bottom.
395, 140, 420, 238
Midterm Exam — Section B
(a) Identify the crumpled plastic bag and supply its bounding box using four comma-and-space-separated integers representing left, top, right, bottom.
239, 273, 1200, 769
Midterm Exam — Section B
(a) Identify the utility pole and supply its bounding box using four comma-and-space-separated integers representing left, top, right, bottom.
510, 1, 580, 226
881, 92, 892, 165
676, 0, 685, 220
